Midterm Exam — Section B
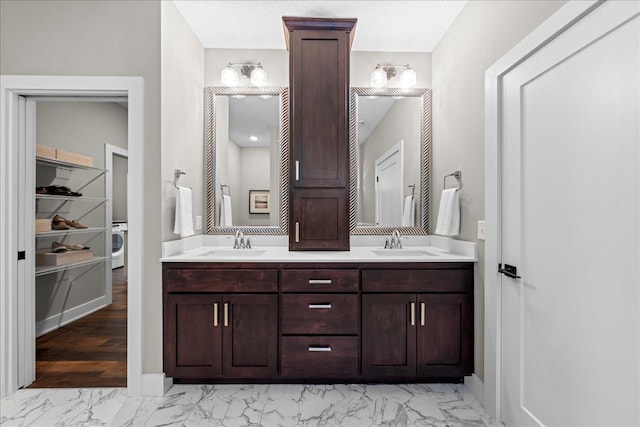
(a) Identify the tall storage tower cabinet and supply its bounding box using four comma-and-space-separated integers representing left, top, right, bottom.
283, 17, 357, 251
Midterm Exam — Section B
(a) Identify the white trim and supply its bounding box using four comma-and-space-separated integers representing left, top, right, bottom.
483, 0, 602, 420
105, 144, 129, 304
141, 373, 173, 396
464, 374, 484, 407
36, 296, 108, 337
0, 75, 145, 398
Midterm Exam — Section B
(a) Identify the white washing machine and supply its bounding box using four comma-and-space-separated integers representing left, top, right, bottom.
112, 222, 127, 269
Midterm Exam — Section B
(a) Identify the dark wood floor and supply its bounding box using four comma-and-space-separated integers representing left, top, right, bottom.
29, 268, 127, 388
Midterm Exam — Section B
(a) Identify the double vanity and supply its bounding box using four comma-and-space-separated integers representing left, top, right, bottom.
161, 236, 476, 384
162, 17, 476, 385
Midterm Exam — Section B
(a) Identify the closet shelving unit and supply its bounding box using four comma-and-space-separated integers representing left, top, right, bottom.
35, 156, 109, 278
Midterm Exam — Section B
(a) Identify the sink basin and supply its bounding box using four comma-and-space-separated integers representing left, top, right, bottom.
199, 249, 266, 257
371, 249, 440, 257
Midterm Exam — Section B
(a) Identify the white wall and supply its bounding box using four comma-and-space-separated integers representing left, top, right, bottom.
236, 147, 271, 226
112, 155, 128, 221
0, 0, 164, 373
432, 0, 566, 380
161, 1, 205, 242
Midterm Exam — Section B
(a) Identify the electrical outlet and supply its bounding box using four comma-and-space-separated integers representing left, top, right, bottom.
477, 220, 485, 241
196, 215, 202, 231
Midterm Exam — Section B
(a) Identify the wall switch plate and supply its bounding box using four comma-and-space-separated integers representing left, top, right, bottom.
195, 215, 202, 231
477, 220, 485, 241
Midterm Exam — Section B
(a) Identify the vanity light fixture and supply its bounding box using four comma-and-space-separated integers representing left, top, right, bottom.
370, 64, 417, 88
220, 62, 269, 87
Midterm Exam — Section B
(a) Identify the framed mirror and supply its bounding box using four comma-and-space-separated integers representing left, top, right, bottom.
205, 86, 289, 234
349, 87, 431, 235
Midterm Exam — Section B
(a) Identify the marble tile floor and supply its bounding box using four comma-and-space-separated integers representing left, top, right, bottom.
1, 383, 501, 427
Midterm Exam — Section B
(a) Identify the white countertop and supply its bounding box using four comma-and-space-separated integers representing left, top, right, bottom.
160, 235, 477, 263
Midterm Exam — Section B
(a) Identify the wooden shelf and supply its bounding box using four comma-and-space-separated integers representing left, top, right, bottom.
35, 256, 109, 277
35, 227, 107, 238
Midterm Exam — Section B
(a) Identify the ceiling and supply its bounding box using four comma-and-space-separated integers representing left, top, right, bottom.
174, 1, 467, 53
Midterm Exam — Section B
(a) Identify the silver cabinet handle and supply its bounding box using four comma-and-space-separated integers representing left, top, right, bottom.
213, 303, 218, 327
308, 346, 331, 352
295, 160, 300, 181
223, 302, 229, 327
410, 302, 416, 326
309, 279, 332, 285
420, 302, 426, 326
308, 303, 332, 309
295, 222, 300, 243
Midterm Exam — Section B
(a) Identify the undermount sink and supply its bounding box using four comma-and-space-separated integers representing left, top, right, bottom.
371, 249, 440, 257
199, 249, 266, 257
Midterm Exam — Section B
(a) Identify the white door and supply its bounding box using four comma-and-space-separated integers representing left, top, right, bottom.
501, 1, 640, 425
375, 141, 403, 226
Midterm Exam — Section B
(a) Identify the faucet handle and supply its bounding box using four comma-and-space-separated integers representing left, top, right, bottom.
245, 238, 251, 249
384, 238, 390, 249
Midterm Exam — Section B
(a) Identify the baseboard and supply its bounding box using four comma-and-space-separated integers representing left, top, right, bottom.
464, 373, 484, 406
36, 295, 108, 337
141, 373, 172, 396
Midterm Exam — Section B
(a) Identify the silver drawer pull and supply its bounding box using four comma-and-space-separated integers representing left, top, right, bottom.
308, 346, 332, 352
308, 279, 332, 285
308, 303, 332, 309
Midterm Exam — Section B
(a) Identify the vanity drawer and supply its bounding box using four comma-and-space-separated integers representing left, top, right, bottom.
281, 336, 358, 377
281, 294, 359, 335
281, 269, 359, 292
362, 268, 472, 293
164, 268, 278, 293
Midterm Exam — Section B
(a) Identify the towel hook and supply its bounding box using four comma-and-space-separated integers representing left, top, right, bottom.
220, 184, 231, 196
408, 184, 415, 197
174, 169, 186, 189
443, 170, 461, 190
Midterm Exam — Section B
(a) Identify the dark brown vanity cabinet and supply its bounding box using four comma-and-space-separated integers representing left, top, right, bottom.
163, 266, 278, 380
283, 17, 356, 251
361, 267, 474, 379
163, 262, 473, 383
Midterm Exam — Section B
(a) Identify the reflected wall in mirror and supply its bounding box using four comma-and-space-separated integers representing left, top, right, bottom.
205, 86, 289, 234
349, 87, 431, 235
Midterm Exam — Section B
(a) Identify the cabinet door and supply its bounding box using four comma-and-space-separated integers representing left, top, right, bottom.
222, 294, 278, 378
416, 294, 473, 377
289, 29, 350, 188
290, 188, 349, 250
362, 294, 416, 377
164, 294, 222, 378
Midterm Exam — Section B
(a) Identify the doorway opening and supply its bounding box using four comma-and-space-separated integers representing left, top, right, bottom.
27, 100, 129, 388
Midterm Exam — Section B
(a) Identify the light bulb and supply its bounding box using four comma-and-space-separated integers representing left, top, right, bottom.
370, 68, 387, 88
221, 65, 239, 86
250, 66, 268, 87
399, 67, 417, 88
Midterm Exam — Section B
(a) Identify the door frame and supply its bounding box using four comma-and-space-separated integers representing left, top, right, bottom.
0, 75, 145, 398
374, 140, 404, 225
484, 0, 603, 420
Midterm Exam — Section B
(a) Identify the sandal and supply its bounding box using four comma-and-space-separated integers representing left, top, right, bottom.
45, 185, 82, 197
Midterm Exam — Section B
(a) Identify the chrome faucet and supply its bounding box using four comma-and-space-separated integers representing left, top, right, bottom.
384, 229, 402, 249
233, 230, 250, 249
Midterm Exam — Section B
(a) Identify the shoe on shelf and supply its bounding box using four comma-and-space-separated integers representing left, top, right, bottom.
51, 241, 90, 253
52, 214, 87, 230
51, 215, 70, 230
44, 185, 82, 197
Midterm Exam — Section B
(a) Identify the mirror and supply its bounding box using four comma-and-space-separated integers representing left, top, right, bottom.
205, 86, 289, 234
349, 87, 431, 235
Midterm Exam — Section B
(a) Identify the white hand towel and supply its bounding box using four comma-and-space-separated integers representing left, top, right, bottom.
401, 195, 415, 227
173, 186, 194, 238
220, 194, 233, 227
435, 188, 460, 236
